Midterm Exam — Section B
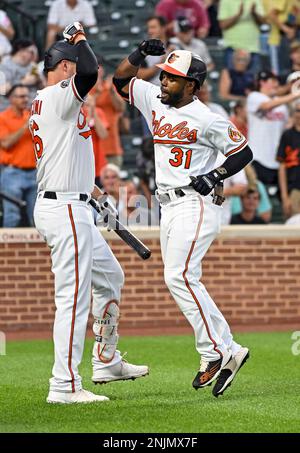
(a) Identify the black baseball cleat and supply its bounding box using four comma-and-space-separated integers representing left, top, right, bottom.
212, 347, 250, 397
192, 350, 232, 390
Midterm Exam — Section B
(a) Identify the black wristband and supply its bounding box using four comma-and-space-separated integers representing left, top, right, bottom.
128, 48, 146, 66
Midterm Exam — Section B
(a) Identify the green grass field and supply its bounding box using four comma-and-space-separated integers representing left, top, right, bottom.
0, 332, 299, 433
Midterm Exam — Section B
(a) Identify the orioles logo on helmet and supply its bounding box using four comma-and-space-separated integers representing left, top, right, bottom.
168, 53, 180, 64
228, 125, 243, 143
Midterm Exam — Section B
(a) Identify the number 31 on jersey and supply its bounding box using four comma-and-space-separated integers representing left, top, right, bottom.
169, 147, 192, 169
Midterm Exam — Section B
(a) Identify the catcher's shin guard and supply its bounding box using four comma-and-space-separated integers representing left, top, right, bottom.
92, 300, 119, 363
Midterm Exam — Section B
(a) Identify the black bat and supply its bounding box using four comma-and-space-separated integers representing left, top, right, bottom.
89, 198, 151, 260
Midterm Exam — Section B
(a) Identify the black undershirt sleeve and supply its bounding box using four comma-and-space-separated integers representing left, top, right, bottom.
218, 145, 253, 179
74, 40, 98, 99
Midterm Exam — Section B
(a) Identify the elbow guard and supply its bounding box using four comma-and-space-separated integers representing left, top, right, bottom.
112, 76, 132, 99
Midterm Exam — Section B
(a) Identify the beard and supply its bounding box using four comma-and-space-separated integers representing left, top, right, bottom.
160, 90, 184, 107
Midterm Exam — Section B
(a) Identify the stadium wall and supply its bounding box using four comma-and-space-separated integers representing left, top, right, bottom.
1, 226, 300, 335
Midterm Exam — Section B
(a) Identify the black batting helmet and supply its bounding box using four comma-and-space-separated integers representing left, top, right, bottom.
157, 50, 207, 89
44, 40, 78, 72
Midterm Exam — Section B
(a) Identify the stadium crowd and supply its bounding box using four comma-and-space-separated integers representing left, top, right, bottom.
1, 0, 300, 227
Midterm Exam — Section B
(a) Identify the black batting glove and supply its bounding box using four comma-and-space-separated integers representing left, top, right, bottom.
138, 39, 165, 56
128, 39, 165, 66
190, 169, 223, 196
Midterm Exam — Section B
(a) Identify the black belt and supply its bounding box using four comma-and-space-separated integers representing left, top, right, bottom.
43, 191, 88, 201
174, 189, 185, 198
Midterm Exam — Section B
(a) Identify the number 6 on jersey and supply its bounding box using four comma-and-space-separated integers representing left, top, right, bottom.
30, 119, 44, 159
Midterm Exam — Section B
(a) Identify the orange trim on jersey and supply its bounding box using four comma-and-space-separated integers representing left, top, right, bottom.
130, 77, 135, 106
182, 196, 223, 359
225, 139, 248, 157
156, 63, 186, 77
71, 77, 83, 102
153, 139, 194, 145
67, 204, 79, 393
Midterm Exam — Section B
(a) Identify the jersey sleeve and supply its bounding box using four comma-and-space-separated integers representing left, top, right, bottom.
205, 117, 248, 158
129, 77, 159, 126
52, 76, 83, 122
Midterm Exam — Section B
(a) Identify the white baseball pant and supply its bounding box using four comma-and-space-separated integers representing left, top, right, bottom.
160, 192, 241, 362
34, 193, 124, 393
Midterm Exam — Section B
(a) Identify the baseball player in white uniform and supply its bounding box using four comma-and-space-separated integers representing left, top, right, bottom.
31, 23, 148, 404
113, 40, 252, 397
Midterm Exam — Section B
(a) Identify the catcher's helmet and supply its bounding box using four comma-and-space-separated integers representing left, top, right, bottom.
157, 50, 207, 89
44, 40, 78, 72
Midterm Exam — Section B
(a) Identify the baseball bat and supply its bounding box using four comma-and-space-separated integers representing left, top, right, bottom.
89, 198, 151, 260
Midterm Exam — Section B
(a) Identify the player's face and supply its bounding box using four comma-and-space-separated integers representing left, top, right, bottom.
160, 71, 190, 107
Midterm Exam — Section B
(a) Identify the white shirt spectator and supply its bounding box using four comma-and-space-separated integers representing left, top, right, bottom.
247, 91, 289, 170
47, 0, 96, 28
169, 36, 213, 68
0, 10, 13, 57
208, 102, 229, 119
285, 214, 300, 225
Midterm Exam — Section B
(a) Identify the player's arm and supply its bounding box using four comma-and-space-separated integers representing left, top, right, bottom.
113, 39, 165, 99
63, 22, 98, 99
190, 146, 253, 196
191, 118, 253, 196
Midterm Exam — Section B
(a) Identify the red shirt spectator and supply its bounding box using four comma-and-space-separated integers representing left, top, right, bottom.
155, 0, 210, 38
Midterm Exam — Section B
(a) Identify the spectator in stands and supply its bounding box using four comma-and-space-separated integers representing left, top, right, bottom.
197, 81, 229, 118
218, 0, 265, 73
263, 0, 297, 74
155, 0, 210, 38
247, 70, 298, 186
229, 99, 248, 137
231, 164, 272, 223
288, 39, 300, 73
222, 171, 249, 225
82, 94, 108, 187
138, 16, 173, 87
93, 66, 126, 168
231, 188, 267, 224
277, 104, 300, 219
219, 49, 254, 102
0, 9, 15, 59
0, 84, 36, 227
204, 0, 222, 37
118, 179, 159, 227
169, 16, 214, 70
46, 0, 97, 48
0, 39, 41, 111
100, 163, 122, 208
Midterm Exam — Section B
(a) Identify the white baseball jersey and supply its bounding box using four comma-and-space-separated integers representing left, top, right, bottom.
29, 75, 95, 193
129, 78, 248, 192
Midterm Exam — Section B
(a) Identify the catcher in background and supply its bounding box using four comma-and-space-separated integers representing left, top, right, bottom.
113, 40, 252, 397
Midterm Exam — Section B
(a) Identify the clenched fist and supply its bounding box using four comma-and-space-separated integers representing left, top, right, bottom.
63, 22, 85, 44
138, 39, 166, 57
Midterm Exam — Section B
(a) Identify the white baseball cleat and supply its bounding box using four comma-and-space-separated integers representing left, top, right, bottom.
46, 389, 109, 404
92, 360, 149, 384
212, 347, 250, 397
